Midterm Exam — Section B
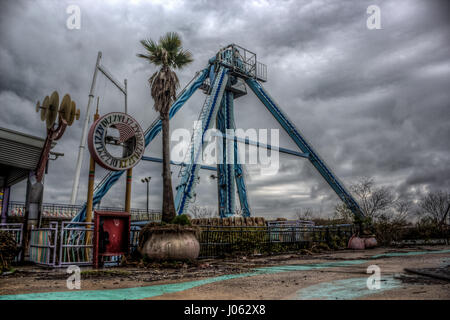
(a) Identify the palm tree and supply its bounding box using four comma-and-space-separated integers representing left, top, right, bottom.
137, 32, 193, 223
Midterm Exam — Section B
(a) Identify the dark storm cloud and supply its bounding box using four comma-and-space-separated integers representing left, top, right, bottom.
0, 0, 449, 219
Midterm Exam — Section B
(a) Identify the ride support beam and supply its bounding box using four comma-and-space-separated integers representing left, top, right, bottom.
246, 78, 364, 220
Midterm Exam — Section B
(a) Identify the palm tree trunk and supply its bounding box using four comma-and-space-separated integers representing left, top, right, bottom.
161, 110, 176, 223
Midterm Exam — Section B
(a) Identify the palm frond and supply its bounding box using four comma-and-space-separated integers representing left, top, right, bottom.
160, 32, 182, 55
139, 39, 158, 54
138, 39, 164, 66
138, 32, 193, 113
172, 49, 194, 69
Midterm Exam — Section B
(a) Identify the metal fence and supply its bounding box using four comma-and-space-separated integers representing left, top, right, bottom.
198, 224, 355, 258
29, 221, 141, 267
266, 220, 315, 228
29, 222, 58, 266
10, 220, 354, 266
0, 222, 23, 261
59, 221, 93, 267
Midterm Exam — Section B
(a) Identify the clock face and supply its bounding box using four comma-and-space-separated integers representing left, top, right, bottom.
88, 112, 145, 171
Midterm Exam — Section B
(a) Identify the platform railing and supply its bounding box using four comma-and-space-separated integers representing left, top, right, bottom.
7, 201, 161, 222
217, 44, 267, 82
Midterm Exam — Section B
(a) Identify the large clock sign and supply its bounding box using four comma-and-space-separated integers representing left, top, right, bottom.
88, 112, 145, 171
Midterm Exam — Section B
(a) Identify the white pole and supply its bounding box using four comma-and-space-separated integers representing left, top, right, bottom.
70, 51, 102, 205
124, 78, 128, 114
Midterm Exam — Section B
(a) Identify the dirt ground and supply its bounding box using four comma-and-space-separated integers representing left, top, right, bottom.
1, 245, 449, 300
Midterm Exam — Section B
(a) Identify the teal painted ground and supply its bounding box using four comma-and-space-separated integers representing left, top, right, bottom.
295, 276, 402, 300
1, 249, 449, 300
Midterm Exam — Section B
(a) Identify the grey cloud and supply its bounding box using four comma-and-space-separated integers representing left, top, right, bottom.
1, 0, 449, 219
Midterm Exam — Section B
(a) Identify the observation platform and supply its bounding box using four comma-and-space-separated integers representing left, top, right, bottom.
200, 44, 267, 98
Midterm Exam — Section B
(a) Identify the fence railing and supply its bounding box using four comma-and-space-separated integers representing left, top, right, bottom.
29, 222, 58, 266
7, 201, 161, 222
9, 220, 354, 267
198, 224, 355, 258
0, 223, 23, 261
27, 221, 143, 267
59, 221, 93, 267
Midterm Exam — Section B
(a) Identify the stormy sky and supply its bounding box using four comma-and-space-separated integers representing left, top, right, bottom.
0, 0, 449, 219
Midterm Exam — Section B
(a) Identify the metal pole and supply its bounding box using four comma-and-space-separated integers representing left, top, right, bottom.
86, 101, 100, 223
141, 177, 151, 220
124, 79, 128, 114
85, 147, 96, 223
146, 181, 149, 215
71, 51, 102, 205
125, 168, 132, 213
84, 108, 99, 261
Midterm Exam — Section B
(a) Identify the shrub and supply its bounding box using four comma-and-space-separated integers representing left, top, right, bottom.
373, 218, 408, 246
171, 214, 192, 226
0, 231, 20, 273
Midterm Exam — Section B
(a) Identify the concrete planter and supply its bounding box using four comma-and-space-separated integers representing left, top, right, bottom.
348, 235, 365, 249
139, 225, 200, 261
348, 234, 378, 249
363, 237, 378, 248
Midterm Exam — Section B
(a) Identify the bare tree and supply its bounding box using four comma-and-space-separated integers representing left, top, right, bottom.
374, 200, 411, 245
392, 200, 411, 223
234, 208, 244, 217
188, 204, 217, 219
293, 207, 313, 221
333, 203, 354, 223
418, 190, 450, 227
349, 177, 396, 220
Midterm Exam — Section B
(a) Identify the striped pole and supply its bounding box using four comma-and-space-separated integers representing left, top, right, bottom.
85, 106, 100, 223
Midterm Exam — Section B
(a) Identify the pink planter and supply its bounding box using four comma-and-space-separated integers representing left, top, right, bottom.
348, 235, 365, 250
364, 237, 378, 248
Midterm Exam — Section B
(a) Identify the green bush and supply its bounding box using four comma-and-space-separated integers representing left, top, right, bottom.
171, 214, 192, 226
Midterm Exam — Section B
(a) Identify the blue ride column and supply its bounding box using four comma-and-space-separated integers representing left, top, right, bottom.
216, 88, 251, 218
216, 98, 228, 217
175, 66, 230, 215
224, 89, 251, 217
222, 90, 237, 217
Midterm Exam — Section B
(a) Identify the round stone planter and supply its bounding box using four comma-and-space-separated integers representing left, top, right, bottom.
348, 235, 365, 249
363, 236, 378, 248
139, 225, 200, 261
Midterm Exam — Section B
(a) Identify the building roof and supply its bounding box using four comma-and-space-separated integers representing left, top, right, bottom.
0, 127, 56, 187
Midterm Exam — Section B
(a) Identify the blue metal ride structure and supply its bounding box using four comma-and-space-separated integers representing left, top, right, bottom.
72, 43, 364, 223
